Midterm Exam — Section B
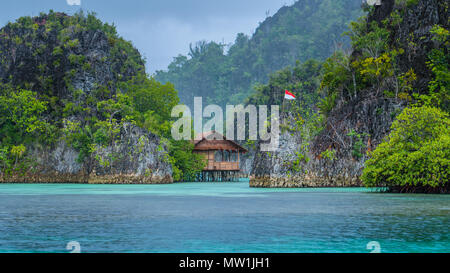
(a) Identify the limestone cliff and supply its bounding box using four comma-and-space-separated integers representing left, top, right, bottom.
250, 0, 448, 187
0, 12, 172, 183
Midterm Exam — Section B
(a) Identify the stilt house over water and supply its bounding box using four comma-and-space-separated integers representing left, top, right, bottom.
193, 131, 248, 182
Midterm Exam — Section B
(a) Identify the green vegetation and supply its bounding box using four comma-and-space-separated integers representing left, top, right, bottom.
362, 106, 449, 192
241, 0, 448, 192
168, 140, 206, 182
395, 0, 419, 7
351, 4, 449, 192
0, 11, 205, 181
421, 25, 450, 111
1, 1, 448, 189
245, 60, 325, 173
0, 85, 54, 173
155, 0, 363, 108
320, 148, 336, 162
347, 129, 368, 160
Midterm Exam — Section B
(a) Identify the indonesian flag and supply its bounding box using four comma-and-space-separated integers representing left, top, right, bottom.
284, 90, 296, 100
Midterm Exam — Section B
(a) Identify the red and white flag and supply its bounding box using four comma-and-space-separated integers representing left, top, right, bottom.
284, 90, 296, 100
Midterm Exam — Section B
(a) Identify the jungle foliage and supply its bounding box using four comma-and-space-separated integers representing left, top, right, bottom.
346, 3, 449, 191
155, 0, 363, 108
362, 106, 449, 192
0, 11, 205, 180
240, 1, 449, 190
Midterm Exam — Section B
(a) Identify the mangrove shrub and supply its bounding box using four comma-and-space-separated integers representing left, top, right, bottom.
362, 106, 450, 192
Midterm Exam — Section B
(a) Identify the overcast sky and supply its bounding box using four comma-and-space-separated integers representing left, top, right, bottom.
0, 0, 294, 73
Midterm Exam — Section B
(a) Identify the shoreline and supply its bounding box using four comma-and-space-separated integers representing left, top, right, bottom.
1, 177, 448, 194
0, 174, 173, 185
249, 175, 362, 188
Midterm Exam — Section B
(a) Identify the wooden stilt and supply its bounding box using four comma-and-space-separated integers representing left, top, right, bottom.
197, 170, 240, 182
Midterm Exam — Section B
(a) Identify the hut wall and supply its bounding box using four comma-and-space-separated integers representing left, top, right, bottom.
194, 150, 240, 171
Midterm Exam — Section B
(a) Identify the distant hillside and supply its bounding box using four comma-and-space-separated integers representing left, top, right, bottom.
155, 0, 364, 108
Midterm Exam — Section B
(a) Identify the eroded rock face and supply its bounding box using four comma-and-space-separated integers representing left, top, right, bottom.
239, 148, 255, 177
250, 97, 402, 188
370, 0, 447, 92
1, 123, 172, 184
0, 13, 172, 183
0, 13, 144, 97
90, 123, 173, 183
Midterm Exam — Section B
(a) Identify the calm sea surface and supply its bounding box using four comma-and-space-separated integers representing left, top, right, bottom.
0, 180, 448, 253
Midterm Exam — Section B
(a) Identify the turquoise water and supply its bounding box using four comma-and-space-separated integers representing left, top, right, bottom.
0, 181, 448, 253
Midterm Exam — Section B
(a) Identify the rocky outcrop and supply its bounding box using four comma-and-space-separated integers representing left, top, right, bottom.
1, 123, 172, 184
369, 0, 447, 92
0, 12, 144, 97
250, 0, 447, 188
239, 147, 256, 177
251, 96, 404, 187
0, 12, 173, 183
249, 175, 361, 188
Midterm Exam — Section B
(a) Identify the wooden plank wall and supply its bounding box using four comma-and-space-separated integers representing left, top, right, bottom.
194, 150, 240, 171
